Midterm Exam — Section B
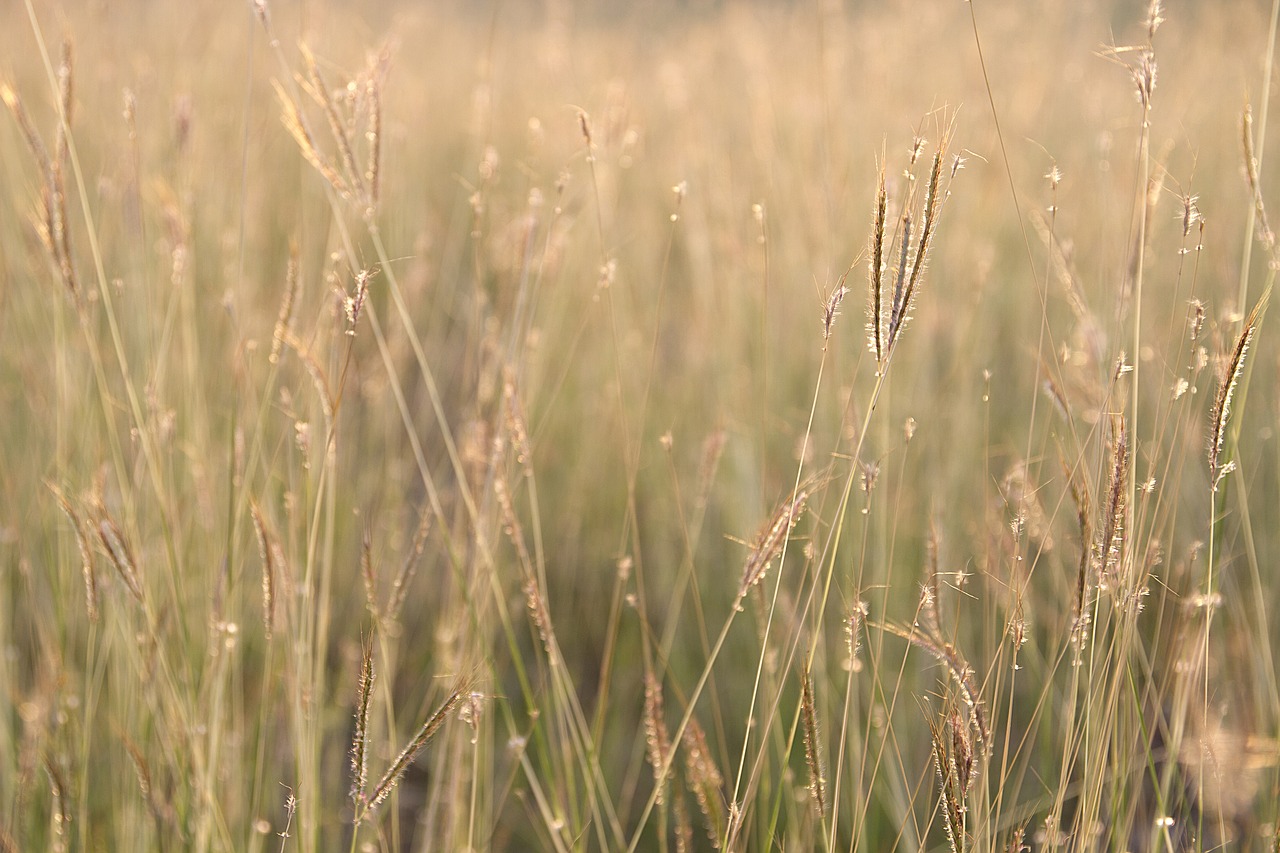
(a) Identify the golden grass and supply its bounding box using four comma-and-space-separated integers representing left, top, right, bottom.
3, 0, 1280, 850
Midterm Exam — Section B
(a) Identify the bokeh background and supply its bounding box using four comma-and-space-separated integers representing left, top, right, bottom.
3, 1, 1279, 850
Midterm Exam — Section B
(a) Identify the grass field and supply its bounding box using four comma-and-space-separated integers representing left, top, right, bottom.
4, 0, 1280, 849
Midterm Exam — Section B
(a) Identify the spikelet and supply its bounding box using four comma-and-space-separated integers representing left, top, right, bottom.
673, 786, 693, 853
847, 598, 868, 669
882, 621, 990, 756
922, 515, 943, 637
641, 671, 672, 805
867, 164, 888, 363
1209, 291, 1268, 490
357, 678, 470, 823
270, 244, 299, 364
92, 506, 143, 604
43, 755, 71, 847
1060, 452, 1093, 651
822, 274, 850, 343
800, 664, 826, 818
738, 489, 808, 601
868, 123, 958, 368
349, 640, 375, 809
282, 331, 335, 434
1098, 415, 1129, 586
696, 429, 727, 511
300, 43, 366, 202
121, 730, 174, 832
1242, 106, 1274, 250
889, 212, 912, 344
358, 524, 379, 623
494, 475, 551, 654
928, 713, 967, 853
363, 68, 382, 218
2, 81, 79, 307
51, 41, 78, 304
386, 507, 431, 623
682, 717, 725, 847
894, 147, 946, 346
274, 79, 353, 200
248, 498, 280, 638
49, 483, 96, 623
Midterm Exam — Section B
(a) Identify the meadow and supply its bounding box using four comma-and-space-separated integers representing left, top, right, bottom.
2, 0, 1280, 849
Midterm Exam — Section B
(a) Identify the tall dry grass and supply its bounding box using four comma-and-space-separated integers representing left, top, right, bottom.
3, 0, 1280, 850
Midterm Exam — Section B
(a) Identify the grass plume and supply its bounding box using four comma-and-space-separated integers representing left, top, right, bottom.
1209, 289, 1268, 490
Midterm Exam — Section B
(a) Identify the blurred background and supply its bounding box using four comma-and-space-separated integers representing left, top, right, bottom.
2, 0, 1278, 849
